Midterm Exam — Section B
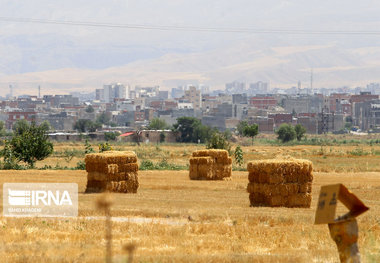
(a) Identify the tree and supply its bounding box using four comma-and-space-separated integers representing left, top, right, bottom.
104, 132, 118, 141
159, 132, 166, 143
294, 124, 306, 141
85, 105, 94, 113
236, 120, 248, 135
276, 124, 296, 143
40, 121, 51, 132
206, 132, 231, 152
173, 117, 200, 143
0, 121, 6, 137
147, 118, 168, 130
8, 121, 53, 167
12, 119, 30, 135
243, 124, 259, 145
74, 119, 101, 132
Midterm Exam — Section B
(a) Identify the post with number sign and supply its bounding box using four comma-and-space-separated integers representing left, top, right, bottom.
314, 184, 369, 263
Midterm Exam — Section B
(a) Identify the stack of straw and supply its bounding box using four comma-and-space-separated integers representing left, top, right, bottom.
246, 158, 313, 207
85, 151, 139, 193
189, 149, 232, 180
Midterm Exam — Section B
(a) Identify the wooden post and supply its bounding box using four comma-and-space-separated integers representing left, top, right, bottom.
96, 194, 114, 263
328, 218, 360, 263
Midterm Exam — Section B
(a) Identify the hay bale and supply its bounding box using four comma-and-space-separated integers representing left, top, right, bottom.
249, 193, 266, 206
298, 182, 312, 194
246, 158, 313, 184
247, 183, 299, 196
85, 180, 107, 193
265, 195, 284, 207
192, 150, 210, 157
85, 151, 139, 193
189, 150, 231, 180
287, 193, 312, 208
247, 158, 313, 207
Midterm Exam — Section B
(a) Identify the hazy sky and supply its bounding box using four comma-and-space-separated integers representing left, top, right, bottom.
1, 1, 380, 92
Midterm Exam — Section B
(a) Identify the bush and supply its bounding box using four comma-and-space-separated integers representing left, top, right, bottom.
294, 124, 306, 141
234, 146, 244, 166
76, 160, 86, 170
276, 124, 296, 143
104, 132, 118, 141
98, 143, 112, 153
206, 132, 231, 153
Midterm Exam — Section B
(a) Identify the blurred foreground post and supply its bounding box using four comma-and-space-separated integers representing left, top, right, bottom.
328, 218, 360, 263
96, 194, 114, 263
314, 184, 369, 263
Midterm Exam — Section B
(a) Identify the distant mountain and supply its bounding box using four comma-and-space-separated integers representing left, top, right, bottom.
3, 42, 380, 95
2, 1, 380, 94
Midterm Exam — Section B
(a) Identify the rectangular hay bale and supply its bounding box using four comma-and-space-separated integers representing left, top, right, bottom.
287, 193, 312, 208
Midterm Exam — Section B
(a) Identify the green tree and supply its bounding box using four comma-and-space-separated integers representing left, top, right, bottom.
147, 118, 168, 130
74, 119, 101, 132
206, 132, 231, 152
243, 124, 259, 145
276, 124, 296, 143
173, 117, 200, 143
12, 119, 30, 135
294, 124, 306, 141
0, 121, 6, 137
40, 121, 51, 132
85, 105, 94, 113
159, 132, 166, 143
1, 140, 20, 169
236, 120, 248, 135
8, 121, 53, 167
234, 146, 244, 166
104, 132, 118, 141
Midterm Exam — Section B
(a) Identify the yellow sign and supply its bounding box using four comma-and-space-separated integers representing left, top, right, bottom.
314, 184, 369, 224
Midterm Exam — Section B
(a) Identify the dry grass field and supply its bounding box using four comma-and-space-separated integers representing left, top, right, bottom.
40, 141, 380, 173
0, 169, 379, 262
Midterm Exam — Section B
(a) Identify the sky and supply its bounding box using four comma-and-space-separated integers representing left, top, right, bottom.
1, 1, 380, 94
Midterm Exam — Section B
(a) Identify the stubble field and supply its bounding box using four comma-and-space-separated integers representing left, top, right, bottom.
0, 137, 380, 262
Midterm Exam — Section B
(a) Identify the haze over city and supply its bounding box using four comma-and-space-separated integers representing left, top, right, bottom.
2, 1, 380, 95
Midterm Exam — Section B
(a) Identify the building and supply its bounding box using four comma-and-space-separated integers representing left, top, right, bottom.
248, 81, 269, 95
225, 81, 245, 94
102, 83, 127, 103
6, 111, 37, 129
249, 96, 277, 109
184, 86, 202, 110
353, 99, 380, 131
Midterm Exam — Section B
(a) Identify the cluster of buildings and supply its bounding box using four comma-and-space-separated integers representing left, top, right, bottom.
1, 81, 380, 140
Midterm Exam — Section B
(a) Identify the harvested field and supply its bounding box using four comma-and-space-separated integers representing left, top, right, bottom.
0, 170, 379, 262
37, 140, 380, 173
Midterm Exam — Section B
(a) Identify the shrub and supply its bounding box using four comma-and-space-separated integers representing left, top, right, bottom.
206, 132, 231, 153
99, 143, 112, 153
234, 146, 244, 166
276, 124, 296, 143
294, 124, 306, 141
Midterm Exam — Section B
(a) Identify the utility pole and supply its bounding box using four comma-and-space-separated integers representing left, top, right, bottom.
38, 85, 41, 98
